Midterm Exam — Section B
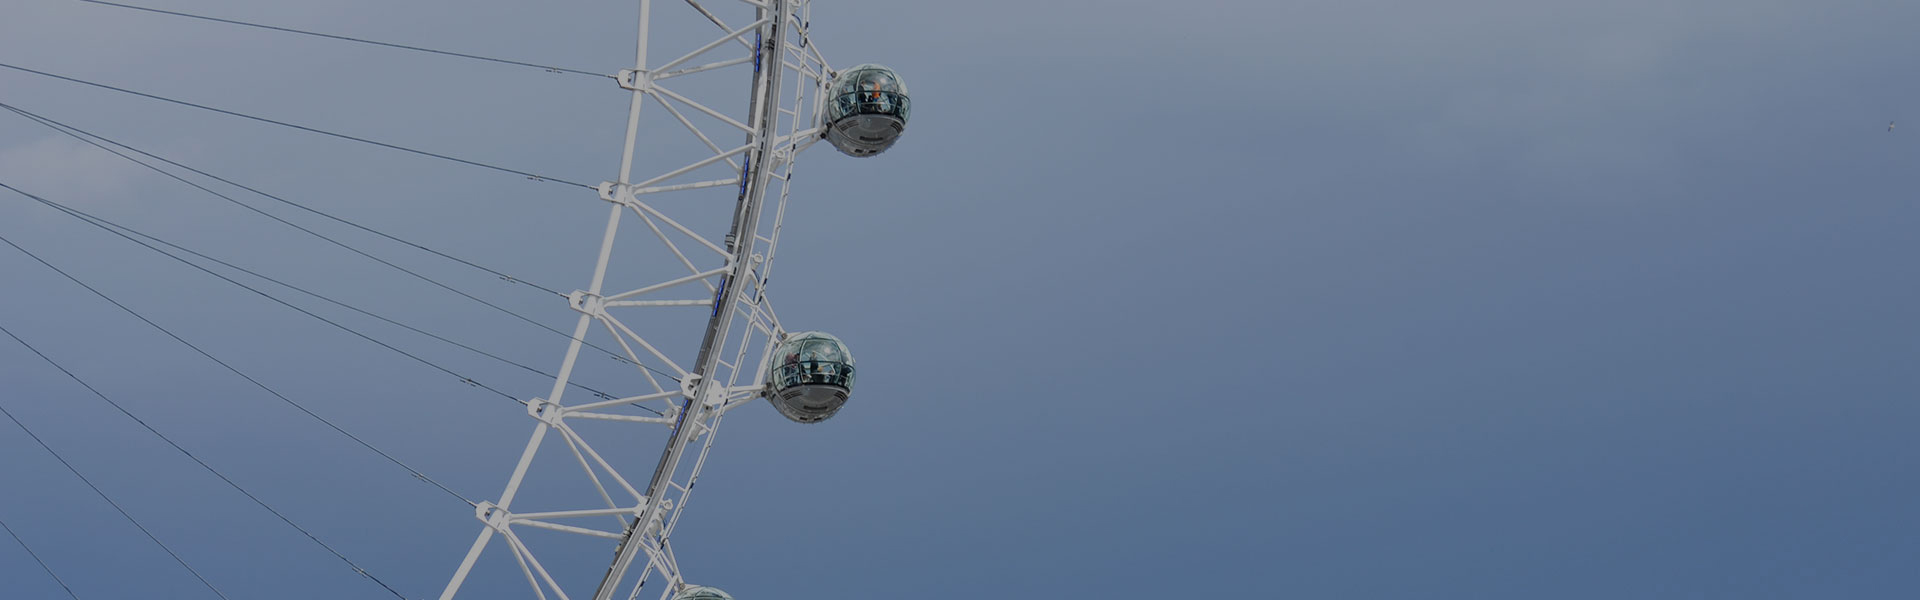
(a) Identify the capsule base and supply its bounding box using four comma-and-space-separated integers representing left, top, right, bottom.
768, 384, 850, 423
825, 113, 905, 157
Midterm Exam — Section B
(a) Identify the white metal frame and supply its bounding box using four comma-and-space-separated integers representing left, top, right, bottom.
439, 1, 842, 598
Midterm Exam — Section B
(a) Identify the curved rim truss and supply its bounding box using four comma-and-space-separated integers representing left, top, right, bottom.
439, 1, 835, 599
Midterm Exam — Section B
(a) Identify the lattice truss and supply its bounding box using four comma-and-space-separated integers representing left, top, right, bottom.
440, 1, 839, 598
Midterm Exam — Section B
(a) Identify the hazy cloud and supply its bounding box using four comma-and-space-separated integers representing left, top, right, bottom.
0, 134, 142, 209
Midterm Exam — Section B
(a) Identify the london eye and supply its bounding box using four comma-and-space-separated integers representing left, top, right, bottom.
0, 1, 906, 599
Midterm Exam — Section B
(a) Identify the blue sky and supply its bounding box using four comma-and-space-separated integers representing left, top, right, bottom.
1, 0, 1917, 598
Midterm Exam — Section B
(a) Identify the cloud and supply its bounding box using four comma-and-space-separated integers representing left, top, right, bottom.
0, 134, 142, 209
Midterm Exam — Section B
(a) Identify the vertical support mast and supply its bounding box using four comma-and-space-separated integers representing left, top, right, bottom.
591, 1, 789, 598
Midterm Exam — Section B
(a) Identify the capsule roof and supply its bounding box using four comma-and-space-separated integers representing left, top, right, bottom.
831, 64, 907, 96
673, 586, 733, 600
774, 331, 854, 366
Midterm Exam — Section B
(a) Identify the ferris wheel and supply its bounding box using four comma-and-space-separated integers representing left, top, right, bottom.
436, 1, 909, 599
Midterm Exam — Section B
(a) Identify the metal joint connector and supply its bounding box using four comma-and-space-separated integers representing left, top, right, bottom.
526, 397, 565, 426
597, 181, 623, 204
616, 69, 652, 91
678, 374, 702, 402
474, 502, 508, 528
569, 291, 606, 316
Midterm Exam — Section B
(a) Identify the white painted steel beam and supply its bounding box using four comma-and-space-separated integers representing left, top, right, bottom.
442, 1, 838, 597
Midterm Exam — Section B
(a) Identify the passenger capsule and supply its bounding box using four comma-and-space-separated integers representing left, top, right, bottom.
673, 586, 733, 600
766, 331, 856, 423
822, 64, 910, 157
